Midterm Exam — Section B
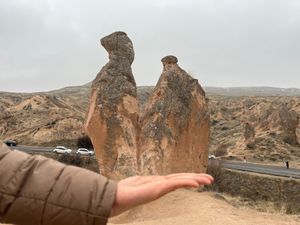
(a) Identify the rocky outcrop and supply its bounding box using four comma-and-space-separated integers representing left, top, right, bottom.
138, 56, 210, 175
85, 32, 139, 179
244, 122, 255, 149
297, 120, 300, 145
268, 105, 298, 145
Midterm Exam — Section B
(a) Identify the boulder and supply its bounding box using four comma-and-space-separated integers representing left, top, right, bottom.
138, 55, 210, 175
85, 31, 139, 179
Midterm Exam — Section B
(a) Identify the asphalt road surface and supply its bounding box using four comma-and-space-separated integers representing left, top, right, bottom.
221, 160, 300, 179
10, 145, 55, 153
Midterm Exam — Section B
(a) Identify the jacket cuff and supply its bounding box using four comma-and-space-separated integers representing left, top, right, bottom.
100, 179, 118, 219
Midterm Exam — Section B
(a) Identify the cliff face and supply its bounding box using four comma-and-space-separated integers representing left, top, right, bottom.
139, 56, 210, 175
85, 32, 139, 179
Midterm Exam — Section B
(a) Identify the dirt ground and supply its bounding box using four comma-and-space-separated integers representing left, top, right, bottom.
109, 190, 300, 225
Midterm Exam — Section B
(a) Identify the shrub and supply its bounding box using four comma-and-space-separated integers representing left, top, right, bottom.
246, 142, 255, 149
215, 147, 227, 157
283, 135, 297, 146
204, 160, 224, 192
57, 154, 83, 167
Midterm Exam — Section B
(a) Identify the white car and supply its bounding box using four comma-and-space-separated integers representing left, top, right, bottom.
53, 146, 72, 154
76, 148, 94, 156
208, 154, 216, 160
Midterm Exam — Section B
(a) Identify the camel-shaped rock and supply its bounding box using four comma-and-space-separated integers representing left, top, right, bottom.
85, 31, 210, 178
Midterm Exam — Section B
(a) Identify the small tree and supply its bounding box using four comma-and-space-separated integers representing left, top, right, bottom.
77, 135, 93, 149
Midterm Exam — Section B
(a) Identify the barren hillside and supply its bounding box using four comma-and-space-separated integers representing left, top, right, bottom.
209, 95, 300, 163
0, 84, 89, 146
0, 85, 299, 164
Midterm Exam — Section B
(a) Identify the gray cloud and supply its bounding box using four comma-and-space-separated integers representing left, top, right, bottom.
0, 0, 299, 92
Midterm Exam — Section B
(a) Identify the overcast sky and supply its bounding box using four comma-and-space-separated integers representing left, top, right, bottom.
0, 0, 299, 92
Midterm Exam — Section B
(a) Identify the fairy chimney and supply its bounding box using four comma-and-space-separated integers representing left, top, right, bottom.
138, 55, 210, 175
85, 31, 139, 179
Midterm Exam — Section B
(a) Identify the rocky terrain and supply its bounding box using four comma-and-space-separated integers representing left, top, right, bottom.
209, 95, 300, 163
1, 85, 299, 164
0, 84, 89, 146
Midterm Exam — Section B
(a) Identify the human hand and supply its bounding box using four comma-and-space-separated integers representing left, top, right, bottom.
110, 173, 214, 217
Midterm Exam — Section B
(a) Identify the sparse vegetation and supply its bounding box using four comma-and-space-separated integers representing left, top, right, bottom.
246, 142, 255, 149
58, 153, 83, 166
204, 160, 225, 192
31, 152, 99, 172
215, 146, 227, 157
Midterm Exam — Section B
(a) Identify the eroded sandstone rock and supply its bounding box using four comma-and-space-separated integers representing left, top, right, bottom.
85, 31, 139, 178
244, 122, 255, 149
139, 55, 210, 175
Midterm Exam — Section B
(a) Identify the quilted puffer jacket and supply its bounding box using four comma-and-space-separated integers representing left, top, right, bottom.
0, 141, 117, 225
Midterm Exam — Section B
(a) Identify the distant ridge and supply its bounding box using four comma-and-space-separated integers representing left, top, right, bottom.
204, 86, 300, 96
1, 83, 300, 97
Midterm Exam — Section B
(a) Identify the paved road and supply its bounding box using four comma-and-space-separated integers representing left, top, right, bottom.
10, 145, 55, 153
221, 160, 300, 179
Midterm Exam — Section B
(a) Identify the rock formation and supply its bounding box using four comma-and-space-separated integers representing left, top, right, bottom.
138, 55, 210, 175
268, 105, 298, 145
85, 31, 139, 179
296, 120, 300, 145
244, 122, 255, 149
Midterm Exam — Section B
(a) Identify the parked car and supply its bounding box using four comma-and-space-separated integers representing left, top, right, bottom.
208, 154, 216, 160
4, 140, 18, 147
52, 146, 72, 154
76, 148, 94, 156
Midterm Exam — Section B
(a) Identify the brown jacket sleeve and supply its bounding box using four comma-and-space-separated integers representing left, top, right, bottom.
0, 142, 117, 225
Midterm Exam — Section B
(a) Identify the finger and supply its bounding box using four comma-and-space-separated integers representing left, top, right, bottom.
166, 173, 214, 182
149, 176, 213, 198
154, 178, 200, 197
166, 173, 214, 181
119, 175, 164, 186
170, 176, 213, 186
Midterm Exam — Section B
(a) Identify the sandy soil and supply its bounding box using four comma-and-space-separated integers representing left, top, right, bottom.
109, 190, 300, 225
